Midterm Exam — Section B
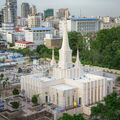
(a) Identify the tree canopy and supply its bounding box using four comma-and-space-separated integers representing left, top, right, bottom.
12, 88, 20, 95
90, 92, 120, 120
58, 113, 85, 120
8, 27, 120, 70
10, 101, 20, 109
89, 27, 120, 69
32, 95, 39, 105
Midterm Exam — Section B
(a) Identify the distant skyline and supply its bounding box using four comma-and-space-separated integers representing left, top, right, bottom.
0, 0, 120, 17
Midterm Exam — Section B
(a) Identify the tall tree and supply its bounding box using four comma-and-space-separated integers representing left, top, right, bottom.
90, 92, 120, 120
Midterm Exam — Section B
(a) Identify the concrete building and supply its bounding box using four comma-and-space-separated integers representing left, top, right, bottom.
0, 10, 4, 28
25, 27, 54, 45
21, 2, 30, 18
15, 41, 33, 49
21, 14, 114, 118
16, 16, 28, 27
30, 5, 37, 16
0, 40, 7, 49
59, 17, 101, 36
44, 9, 54, 18
101, 22, 120, 29
44, 34, 62, 49
57, 8, 70, 19
2, 23, 14, 32
3, 0, 17, 25
14, 27, 25, 41
102, 16, 113, 23
28, 15, 41, 28
2, 0, 17, 32
115, 18, 120, 23
6, 32, 15, 43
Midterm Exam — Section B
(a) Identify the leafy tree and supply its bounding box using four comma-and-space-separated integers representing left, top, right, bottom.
58, 113, 85, 120
73, 114, 85, 120
22, 48, 31, 56
68, 31, 84, 55
90, 92, 120, 120
9, 43, 14, 47
18, 67, 22, 73
32, 95, 39, 105
36, 45, 52, 58
10, 101, 20, 109
89, 27, 120, 69
116, 76, 120, 82
12, 88, 20, 95
2, 78, 9, 97
58, 113, 73, 120
0, 74, 4, 79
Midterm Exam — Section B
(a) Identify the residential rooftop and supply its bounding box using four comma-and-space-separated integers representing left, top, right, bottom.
31, 27, 52, 31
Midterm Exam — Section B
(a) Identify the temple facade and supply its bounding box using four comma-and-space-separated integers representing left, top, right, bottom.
21, 13, 114, 114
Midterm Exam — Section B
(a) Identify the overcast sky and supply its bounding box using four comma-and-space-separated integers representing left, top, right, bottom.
0, 0, 120, 17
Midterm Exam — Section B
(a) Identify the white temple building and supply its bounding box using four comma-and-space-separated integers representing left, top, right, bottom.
21, 13, 114, 116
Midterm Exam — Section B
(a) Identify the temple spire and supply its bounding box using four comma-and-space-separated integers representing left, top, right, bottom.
75, 49, 81, 67
51, 48, 56, 66
58, 10, 72, 69
61, 10, 71, 51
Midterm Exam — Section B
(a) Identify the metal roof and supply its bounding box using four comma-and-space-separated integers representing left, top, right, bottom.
71, 17, 98, 21
31, 27, 52, 31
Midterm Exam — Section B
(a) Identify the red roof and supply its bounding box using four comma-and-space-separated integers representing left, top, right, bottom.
15, 41, 33, 44
15, 27, 23, 32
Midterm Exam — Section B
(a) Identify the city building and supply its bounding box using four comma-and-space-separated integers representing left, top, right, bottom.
101, 22, 120, 29
59, 17, 101, 36
21, 2, 30, 18
28, 15, 41, 28
0, 10, 3, 28
44, 9, 54, 18
2, 0, 17, 32
30, 5, 37, 16
21, 14, 114, 118
25, 27, 54, 45
3, 0, 17, 25
56, 8, 70, 19
37, 12, 44, 20
14, 27, 25, 41
102, 16, 113, 23
44, 34, 62, 49
115, 17, 120, 23
15, 41, 33, 49
0, 51, 24, 67
6, 32, 15, 43
100, 16, 120, 29
16, 16, 28, 27
0, 40, 7, 49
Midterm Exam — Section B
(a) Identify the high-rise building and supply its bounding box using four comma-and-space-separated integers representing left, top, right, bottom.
2, 0, 17, 32
0, 10, 4, 27
3, 0, 17, 25
44, 9, 54, 18
28, 15, 41, 28
59, 17, 101, 36
30, 5, 37, 16
21, 3, 30, 18
57, 8, 70, 19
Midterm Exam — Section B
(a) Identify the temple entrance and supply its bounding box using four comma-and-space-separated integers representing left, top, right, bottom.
45, 96, 48, 103
79, 97, 81, 105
